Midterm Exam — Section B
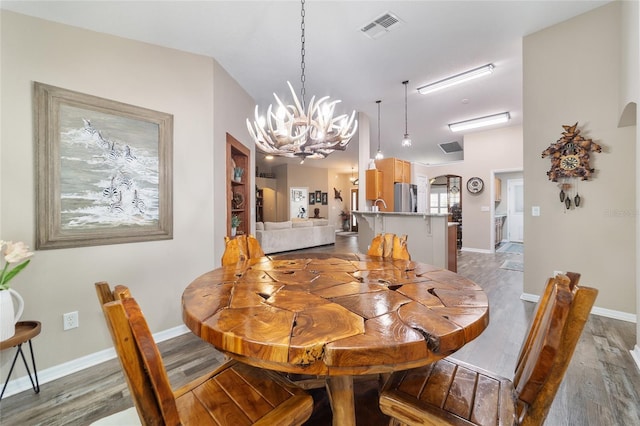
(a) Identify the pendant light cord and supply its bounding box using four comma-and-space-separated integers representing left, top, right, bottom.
377, 100, 381, 151
300, 0, 306, 110
403, 80, 409, 135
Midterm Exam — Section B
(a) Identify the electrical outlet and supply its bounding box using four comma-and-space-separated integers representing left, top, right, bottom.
63, 311, 79, 330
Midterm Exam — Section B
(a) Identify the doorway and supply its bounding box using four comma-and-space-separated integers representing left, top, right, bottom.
429, 175, 462, 249
494, 171, 523, 248
507, 178, 524, 242
350, 188, 359, 232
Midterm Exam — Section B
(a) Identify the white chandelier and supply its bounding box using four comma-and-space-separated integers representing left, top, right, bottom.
246, 0, 357, 161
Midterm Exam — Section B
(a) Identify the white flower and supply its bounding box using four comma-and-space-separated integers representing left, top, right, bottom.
3, 241, 33, 264
0, 240, 34, 290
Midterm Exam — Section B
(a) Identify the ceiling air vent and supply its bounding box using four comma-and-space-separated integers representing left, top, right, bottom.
439, 141, 463, 154
360, 12, 403, 39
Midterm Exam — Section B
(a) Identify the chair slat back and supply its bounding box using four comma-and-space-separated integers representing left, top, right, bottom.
221, 234, 266, 265
96, 283, 180, 425
367, 233, 411, 260
95, 281, 116, 304
513, 273, 597, 425
96, 282, 132, 304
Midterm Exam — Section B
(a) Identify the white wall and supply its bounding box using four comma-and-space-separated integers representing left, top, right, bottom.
523, 1, 636, 315
0, 11, 250, 381
422, 125, 524, 251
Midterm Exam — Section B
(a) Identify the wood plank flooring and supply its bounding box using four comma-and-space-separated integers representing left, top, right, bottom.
1, 235, 638, 425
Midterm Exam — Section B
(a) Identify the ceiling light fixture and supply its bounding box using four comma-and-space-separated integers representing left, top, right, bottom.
349, 166, 356, 182
375, 100, 384, 160
401, 80, 411, 147
448, 112, 511, 132
417, 64, 495, 95
246, 0, 357, 162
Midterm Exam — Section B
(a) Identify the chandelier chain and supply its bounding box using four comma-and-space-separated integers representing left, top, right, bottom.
300, 0, 306, 109
245, 0, 358, 160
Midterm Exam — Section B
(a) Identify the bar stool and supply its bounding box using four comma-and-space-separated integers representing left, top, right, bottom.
0, 321, 41, 400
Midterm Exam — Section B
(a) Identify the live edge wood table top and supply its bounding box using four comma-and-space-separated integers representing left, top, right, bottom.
182, 253, 489, 426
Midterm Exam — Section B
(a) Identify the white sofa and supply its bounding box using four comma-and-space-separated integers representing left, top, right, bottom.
255, 219, 336, 254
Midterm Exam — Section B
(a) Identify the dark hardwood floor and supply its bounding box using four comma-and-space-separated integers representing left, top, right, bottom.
1, 235, 638, 425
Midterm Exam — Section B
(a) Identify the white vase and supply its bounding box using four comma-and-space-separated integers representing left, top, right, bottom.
0, 289, 24, 341
231, 227, 237, 237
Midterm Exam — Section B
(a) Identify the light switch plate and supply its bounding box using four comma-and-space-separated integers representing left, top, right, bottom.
532, 206, 540, 216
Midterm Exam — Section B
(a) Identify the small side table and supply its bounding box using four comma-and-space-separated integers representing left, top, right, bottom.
0, 321, 41, 400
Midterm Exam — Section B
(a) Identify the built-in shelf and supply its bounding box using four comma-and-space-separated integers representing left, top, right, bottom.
227, 133, 250, 238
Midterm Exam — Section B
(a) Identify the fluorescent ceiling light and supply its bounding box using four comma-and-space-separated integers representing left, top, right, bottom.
448, 112, 510, 132
417, 64, 494, 95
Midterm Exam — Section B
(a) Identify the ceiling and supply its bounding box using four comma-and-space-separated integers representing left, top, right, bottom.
2, 1, 610, 174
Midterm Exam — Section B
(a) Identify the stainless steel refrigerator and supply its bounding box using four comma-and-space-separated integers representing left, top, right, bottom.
394, 183, 418, 212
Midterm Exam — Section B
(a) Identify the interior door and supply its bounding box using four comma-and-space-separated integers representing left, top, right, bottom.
508, 179, 524, 242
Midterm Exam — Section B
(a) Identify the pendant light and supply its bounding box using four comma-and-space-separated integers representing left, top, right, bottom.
349, 166, 356, 182
401, 80, 412, 147
246, 0, 358, 161
375, 100, 384, 160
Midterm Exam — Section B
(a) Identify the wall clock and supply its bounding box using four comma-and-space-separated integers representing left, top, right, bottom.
541, 122, 602, 182
467, 177, 484, 194
541, 122, 603, 210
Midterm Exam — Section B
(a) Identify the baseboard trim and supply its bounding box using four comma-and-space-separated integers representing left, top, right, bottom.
521, 293, 637, 323
460, 247, 493, 254
631, 345, 640, 372
2, 324, 190, 398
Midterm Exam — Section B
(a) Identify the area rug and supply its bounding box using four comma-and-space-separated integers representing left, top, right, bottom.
336, 231, 358, 237
496, 242, 524, 254
500, 260, 524, 272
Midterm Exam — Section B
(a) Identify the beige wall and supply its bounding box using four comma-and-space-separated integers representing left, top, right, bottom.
269, 164, 353, 228
621, 0, 640, 356
0, 11, 250, 380
420, 125, 524, 251
212, 62, 256, 246
523, 1, 636, 314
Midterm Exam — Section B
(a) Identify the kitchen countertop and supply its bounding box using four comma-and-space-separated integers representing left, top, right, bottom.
353, 210, 449, 217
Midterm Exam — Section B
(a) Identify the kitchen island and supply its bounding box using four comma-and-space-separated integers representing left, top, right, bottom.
353, 211, 457, 271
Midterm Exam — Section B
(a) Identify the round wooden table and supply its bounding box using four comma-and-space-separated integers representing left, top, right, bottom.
182, 253, 489, 426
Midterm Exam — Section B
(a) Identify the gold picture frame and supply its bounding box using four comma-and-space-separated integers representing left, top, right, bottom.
34, 82, 173, 249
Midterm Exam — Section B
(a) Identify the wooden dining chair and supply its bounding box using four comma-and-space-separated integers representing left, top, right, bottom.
379, 272, 597, 426
368, 233, 411, 260
221, 234, 265, 265
94, 282, 313, 426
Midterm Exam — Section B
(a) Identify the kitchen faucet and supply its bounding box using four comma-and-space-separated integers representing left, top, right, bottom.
374, 198, 387, 209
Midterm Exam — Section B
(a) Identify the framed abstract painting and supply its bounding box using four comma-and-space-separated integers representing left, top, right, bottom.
34, 82, 173, 249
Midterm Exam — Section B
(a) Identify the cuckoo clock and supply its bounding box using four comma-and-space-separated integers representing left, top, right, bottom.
541, 122, 602, 209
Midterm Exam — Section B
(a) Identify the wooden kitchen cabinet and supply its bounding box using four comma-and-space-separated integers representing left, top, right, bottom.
365, 169, 382, 200
495, 177, 502, 202
448, 223, 458, 272
377, 158, 411, 183
393, 158, 411, 183
374, 158, 412, 211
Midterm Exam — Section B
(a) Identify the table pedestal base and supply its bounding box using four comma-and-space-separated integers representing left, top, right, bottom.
326, 376, 355, 426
